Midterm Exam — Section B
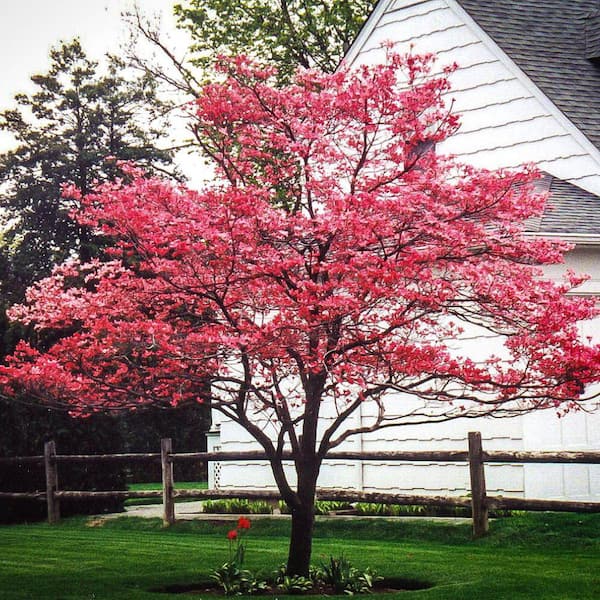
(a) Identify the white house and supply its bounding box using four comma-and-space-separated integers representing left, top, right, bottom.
208, 0, 600, 501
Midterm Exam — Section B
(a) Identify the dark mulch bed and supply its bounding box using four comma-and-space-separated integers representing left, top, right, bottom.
155, 578, 434, 595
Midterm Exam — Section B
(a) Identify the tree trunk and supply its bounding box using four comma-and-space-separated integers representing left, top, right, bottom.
286, 459, 318, 576
286, 372, 325, 576
286, 494, 316, 576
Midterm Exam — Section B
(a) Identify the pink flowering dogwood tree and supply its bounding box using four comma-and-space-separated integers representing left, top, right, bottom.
1, 53, 599, 575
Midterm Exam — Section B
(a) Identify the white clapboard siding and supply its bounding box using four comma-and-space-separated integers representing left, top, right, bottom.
346, 0, 600, 196
522, 408, 600, 500
543, 248, 600, 296
218, 462, 290, 490
453, 97, 547, 133
209, 245, 600, 501
521, 311, 600, 501
377, 1, 464, 41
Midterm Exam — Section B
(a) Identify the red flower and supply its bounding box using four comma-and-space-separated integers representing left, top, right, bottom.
227, 529, 238, 540
237, 517, 251, 530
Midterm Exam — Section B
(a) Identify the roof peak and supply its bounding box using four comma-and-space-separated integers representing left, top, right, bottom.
455, 0, 600, 150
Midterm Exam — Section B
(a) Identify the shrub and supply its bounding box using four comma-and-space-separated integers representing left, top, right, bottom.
318, 555, 381, 595
277, 500, 353, 515
202, 499, 273, 514
0, 402, 126, 523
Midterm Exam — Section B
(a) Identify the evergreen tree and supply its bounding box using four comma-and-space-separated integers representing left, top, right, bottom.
0, 41, 195, 518
0, 39, 176, 305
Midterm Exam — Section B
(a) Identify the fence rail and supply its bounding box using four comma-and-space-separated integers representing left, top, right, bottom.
3, 449, 599, 465
2, 431, 599, 536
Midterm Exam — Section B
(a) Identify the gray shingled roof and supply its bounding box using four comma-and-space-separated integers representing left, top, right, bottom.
457, 0, 600, 151
585, 12, 600, 59
525, 173, 600, 235
455, 0, 600, 236
544, 177, 600, 234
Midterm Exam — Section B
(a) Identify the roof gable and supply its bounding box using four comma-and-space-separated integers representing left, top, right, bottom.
457, 1, 600, 151
344, 0, 600, 238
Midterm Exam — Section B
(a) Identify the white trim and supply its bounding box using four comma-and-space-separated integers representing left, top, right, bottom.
342, 0, 394, 67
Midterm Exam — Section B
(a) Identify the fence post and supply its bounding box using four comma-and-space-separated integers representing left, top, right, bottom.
161, 438, 175, 526
468, 431, 488, 537
44, 440, 60, 524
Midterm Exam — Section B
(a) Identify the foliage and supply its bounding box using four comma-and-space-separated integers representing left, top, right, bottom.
2, 52, 599, 575
173, 0, 376, 84
354, 502, 395, 516
318, 554, 381, 595
211, 560, 268, 596
203, 499, 274, 514
278, 500, 353, 514
128, 0, 373, 95
272, 557, 378, 595
354, 502, 470, 518
0, 396, 125, 523
116, 403, 210, 483
276, 573, 314, 594
202, 498, 352, 515
314, 501, 354, 515
201, 499, 506, 518
352, 502, 517, 518
0, 40, 189, 508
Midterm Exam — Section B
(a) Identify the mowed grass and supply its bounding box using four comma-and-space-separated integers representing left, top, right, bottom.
128, 482, 208, 492
125, 481, 208, 506
0, 512, 598, 599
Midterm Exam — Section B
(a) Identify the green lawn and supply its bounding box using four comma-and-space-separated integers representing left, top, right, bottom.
0, 513, 598, 599
125, 481, 208, 506
128, 482, 208, 492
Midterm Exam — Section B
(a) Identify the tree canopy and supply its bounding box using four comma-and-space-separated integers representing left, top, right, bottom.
174, 0, 375, 82
1, 53, 598, 574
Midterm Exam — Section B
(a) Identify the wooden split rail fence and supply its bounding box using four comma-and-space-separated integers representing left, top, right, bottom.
1, 432, 599, 537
